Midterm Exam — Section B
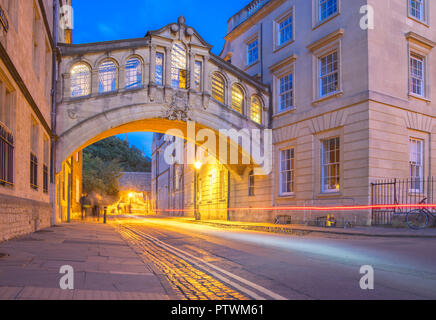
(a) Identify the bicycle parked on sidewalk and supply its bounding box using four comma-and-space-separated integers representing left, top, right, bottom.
406, 198, 436, 230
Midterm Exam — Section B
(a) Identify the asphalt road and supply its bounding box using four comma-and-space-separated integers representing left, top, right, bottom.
113, 216, 436, 300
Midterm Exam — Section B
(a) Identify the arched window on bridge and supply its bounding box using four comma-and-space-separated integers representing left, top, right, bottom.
171, 42, 187, 89
250, 95, 262, 124
70, 63, 91, 97
98, 60, 118, 93
211, 72, 225, 104
232, 84, 244, 114
125, 57, 142, 90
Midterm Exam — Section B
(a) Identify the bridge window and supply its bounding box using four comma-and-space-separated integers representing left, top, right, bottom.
211, 73, 225, 104
156, 52, 164, 86
232, 84, 244, 114
125, 57, 142, 89
194, 61, 202, 91
250, 96, 262, 124
171, 42, 187, 89
98, 60, 117, 93
70, 63, 91, 97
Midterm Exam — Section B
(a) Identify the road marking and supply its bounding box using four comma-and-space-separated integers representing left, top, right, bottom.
122, 223, 287, 300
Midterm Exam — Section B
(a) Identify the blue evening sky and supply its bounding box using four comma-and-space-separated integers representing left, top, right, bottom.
72, 0, 249, 158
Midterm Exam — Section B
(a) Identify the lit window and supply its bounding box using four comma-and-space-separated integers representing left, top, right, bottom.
319, 0, 338, 22
410, 138, 423, 192
125, 57, 142, 89
278, 15, 293, 46
410, 54, 425, 97
194, 61, 202, 91
212, 73, 225, 103
155, 52, 164, 86
70, 63, 91, 97
171, 42, 187, 89
247, 39, 258, 65
248, 170, 255, 196
251, 96, 262, 124
410, 0, 424, 21
279, 74, 293, 112
232, 85, 244, 114
280, 149, 295, 195
321, 137, 340, 193
319, 51, 339, 97
98, 60, 117, 93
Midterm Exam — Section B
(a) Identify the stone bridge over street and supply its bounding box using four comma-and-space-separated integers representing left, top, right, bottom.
55, 16, 270, 173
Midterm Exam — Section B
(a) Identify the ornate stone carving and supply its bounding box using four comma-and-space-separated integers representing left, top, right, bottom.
67, 106, 79, 119
163, 91, 192, 122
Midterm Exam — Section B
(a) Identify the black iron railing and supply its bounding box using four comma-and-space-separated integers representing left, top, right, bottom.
0, 123, 14, 186
30, 152, 38, 189
371, 177, 435, 225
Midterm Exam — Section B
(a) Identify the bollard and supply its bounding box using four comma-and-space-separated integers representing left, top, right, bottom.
104, 207, 107, 224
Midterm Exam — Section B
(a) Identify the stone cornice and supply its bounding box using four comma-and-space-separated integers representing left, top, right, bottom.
307, 29, 345, 52
405, 31, 436, 49
269, 54, 297, 74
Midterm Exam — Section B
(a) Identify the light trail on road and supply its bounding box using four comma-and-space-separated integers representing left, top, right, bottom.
111, 217, 436, 300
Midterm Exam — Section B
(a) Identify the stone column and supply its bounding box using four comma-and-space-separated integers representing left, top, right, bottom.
91, 70, 99, 96
62, 73, 71, 99
118, 64, 125, 91
188, 50, 195, 91
149, 44, 156, 85
165, 46, 172, 88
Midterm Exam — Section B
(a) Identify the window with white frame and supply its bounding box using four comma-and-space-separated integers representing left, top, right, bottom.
410, 138, 424, 192
321, 137, 340, 192
155, 52, 164, 86
278, 14, 293, 46
319, 0, 338, 22
280, 148, 295, 195
212, 72, 225, 103
194, 61, 202, 91
98, 60, 117, 93
232, 84, 244, 114
410, 54, 425, 97
319, 51, 339, 97
410, 0, 425, 21
279, 73, 293, 112
171, 42, 187, 89
70, 63, 91, 97
247, 39, 259, 65
250, 96, 262, 124
125, 57, 142, 89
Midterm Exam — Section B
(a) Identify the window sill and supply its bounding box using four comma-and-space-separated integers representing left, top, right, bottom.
312, 91, 343, 105
277, 193, 296, 199
408, 93, 431, 103
408, 16, 430, 28
312, 12, 340, 31
244, 61, 259, 71
317, 191, 342, 197
273, 40, 294, 54
273, 107, 296, 118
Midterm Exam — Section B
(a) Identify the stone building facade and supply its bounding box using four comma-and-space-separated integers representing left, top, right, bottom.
0, 0, 54, 241
153, 0, 436, 226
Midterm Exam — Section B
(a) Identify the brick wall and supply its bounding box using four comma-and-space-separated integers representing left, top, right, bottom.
0, 194, 52, 242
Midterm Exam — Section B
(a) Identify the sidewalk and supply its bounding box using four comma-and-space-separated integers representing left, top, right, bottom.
0, 222, 177, 300
152, 216, 436, 238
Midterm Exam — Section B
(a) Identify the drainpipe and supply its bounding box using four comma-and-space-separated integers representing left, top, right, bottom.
50, 0, 59, 226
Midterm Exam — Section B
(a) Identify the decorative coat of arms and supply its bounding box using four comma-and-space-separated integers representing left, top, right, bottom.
163, 91, 192, 122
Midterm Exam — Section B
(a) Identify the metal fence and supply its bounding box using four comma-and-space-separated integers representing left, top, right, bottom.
371, 177, 435, 225
0, 123, 14, 186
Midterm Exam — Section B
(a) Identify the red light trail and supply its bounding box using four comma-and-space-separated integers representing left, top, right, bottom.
155, 203, 436, 213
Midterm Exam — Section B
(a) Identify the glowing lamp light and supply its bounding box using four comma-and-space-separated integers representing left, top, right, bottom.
128, 192, 134, 199
194, 161, 203, 170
